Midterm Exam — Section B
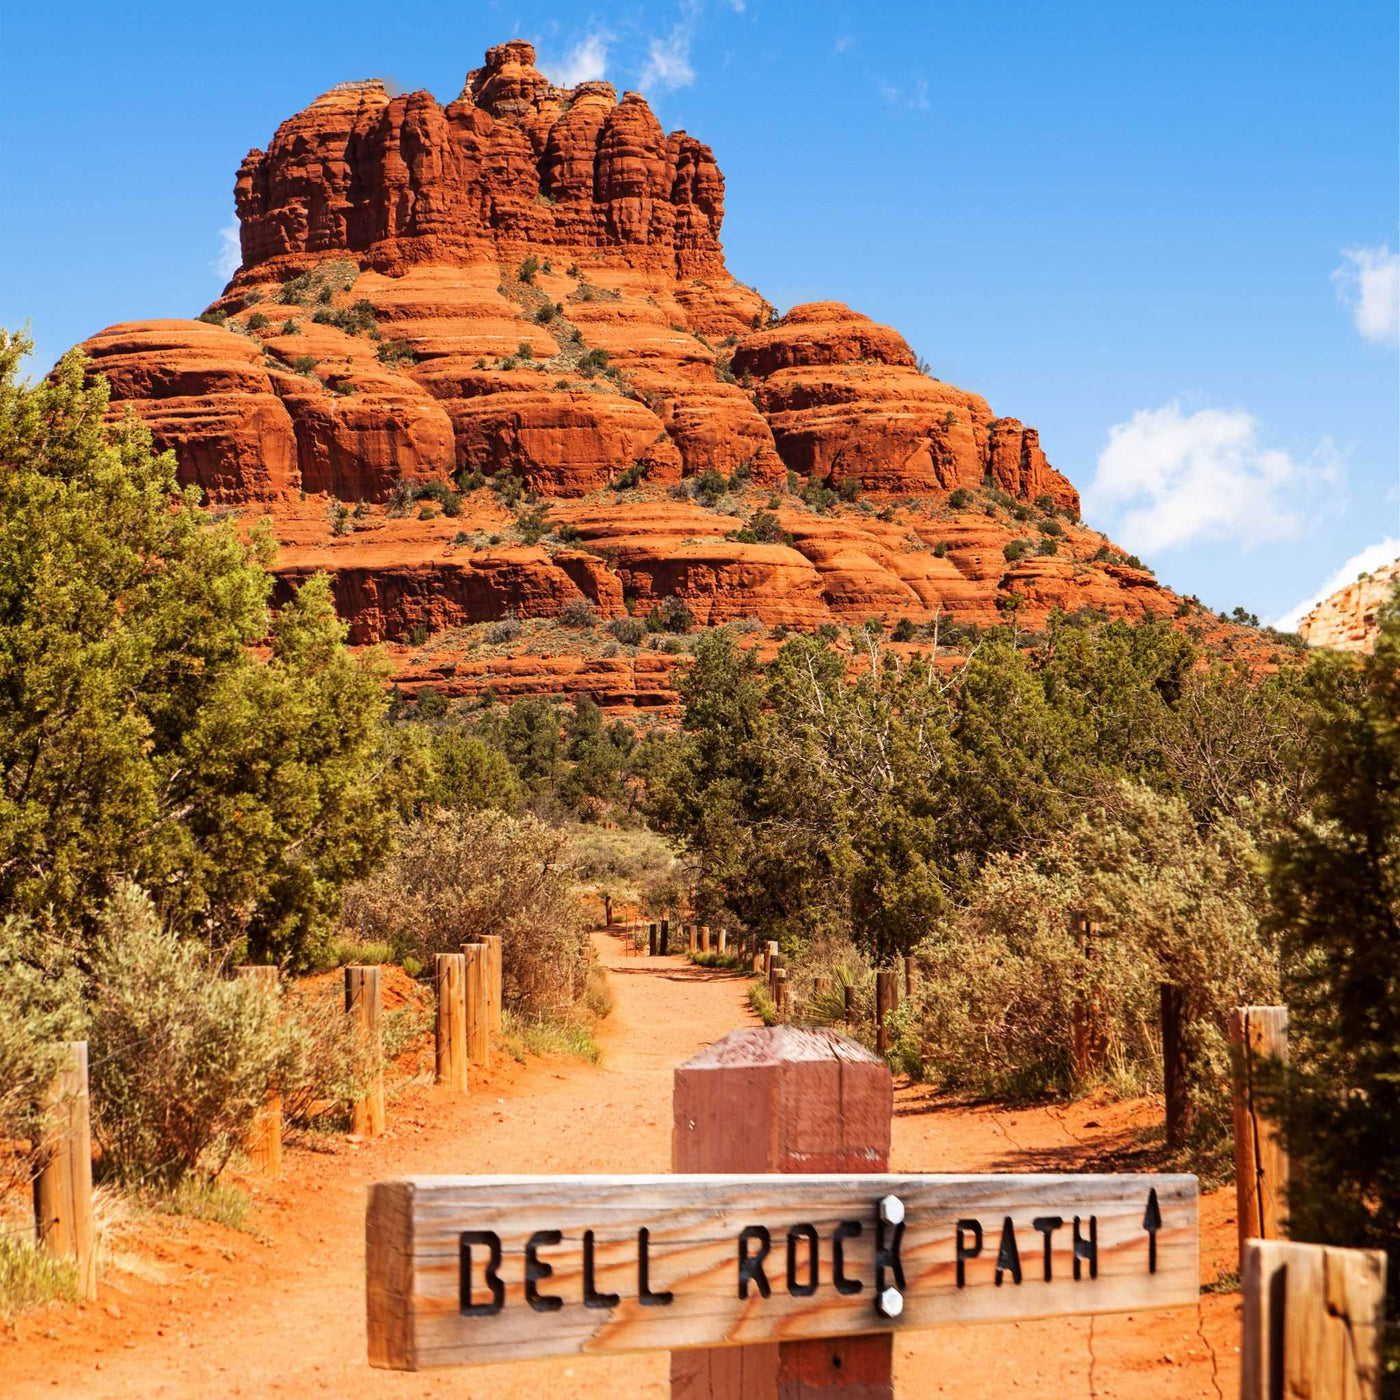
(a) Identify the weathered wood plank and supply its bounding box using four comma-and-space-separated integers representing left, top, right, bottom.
1241, 1239, 1387, 1400
365, 1171, 1198, 1370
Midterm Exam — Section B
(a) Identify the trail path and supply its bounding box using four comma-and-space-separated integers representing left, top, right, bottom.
1, 935, 1241, 1399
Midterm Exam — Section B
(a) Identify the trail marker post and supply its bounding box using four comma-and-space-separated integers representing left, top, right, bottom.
345, 966, 385, 1138
33, 1041, 97, 1301
482, 935, 503, 1035
1160, 983, 1191, 1150
660, 919, 670, 956
1241, 1240, 1386, 1399
1230, 1006, 1290, 1257
364, 1027, 1200, 1381
649, 923, 658, 957
875, 970, 899, 1058
434, 953, 469, 1095
462, 943, 490, 1069
237, 965, 283, 1175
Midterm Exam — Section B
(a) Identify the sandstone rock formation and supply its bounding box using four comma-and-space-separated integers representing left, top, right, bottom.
70, 39, 1187, 708
1297, 557, 1400, 653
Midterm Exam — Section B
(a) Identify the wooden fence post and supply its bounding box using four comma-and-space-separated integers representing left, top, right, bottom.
481, 934, 503, 1035
1241, 1240, 1387, 1400
716, 927, 727, 955
462, 943, 490, 1069
876, 969, 899, 1058
33, 1041, 96, 1301
649, 923, 658, 957
345, 966, 385, 1138
433, 953, 469, 1095
671, 1026, 895, 1399
604, 893, 613, 926
236, 966, 283, 1175
660, 919, 670, 956
687, 924, 697, 955
1160, 983, 1191, 1151
813, 974, 833, 997
764, 941, 778, 977
1230, 1006, 1290, 1254
844, 983, 856, 1024
903, 955, 918, 1002
774, 968, 788, 1021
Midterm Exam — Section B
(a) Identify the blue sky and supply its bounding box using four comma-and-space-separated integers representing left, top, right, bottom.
2, 0, 1396, 623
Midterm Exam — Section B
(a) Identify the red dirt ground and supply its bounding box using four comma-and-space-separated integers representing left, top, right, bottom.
0, 933, 1240, 1398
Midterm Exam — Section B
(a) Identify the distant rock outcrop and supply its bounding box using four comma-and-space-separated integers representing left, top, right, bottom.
1298, 558, 1399, 653
71, 39, 1185, 707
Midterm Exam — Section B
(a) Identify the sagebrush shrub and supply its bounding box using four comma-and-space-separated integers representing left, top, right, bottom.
86, 886, 294, 1188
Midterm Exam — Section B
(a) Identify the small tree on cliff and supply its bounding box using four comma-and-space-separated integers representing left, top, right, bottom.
0, 328, 401, 967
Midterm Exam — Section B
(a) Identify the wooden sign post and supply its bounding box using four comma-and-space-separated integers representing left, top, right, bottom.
434, 953, 469, 1096
345, 966, 385, 1139
366, 1028, 1199, 1378
1230, 1006, 1290, 1256
1241, 1240, 1387, 1399
33, 1041, 97, 1302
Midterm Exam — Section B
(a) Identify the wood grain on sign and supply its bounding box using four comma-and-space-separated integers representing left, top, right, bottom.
366, 1172, 1198, 1371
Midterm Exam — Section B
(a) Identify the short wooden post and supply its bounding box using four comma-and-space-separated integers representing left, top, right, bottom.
345, 966, 385, 1138
687, 924, 697, 955
813, 974, 833, 997
1160, 982, 1191, 1150
1070, 914, 1106, 1079
903, 955, 918, 1001
701, 925, 711, 954
462, 943, 490, 1069
774, 967, 788, 1021
236, 966, 283, 1175
843, 983, 856, 1024
649, 923, 658, 957
875, 969, 899, 1057
33, 1041, 96, 1301
433, 954, 469, 1095
660, 919, 670, 956
1230, 1006, 1290, 1255
1241, 1240, 1387, 1400
764, 941, 778, 977
604, 893, 613, 926
717, 927, 727, 955
481, 934, 503, 1034
671, 1026, 894, 1399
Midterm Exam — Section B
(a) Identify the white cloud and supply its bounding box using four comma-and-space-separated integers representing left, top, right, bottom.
1273, 537, 1400, 631
539, 32, 609, 87
833, 35, 854, 54
214, 224, 240, 281
640, 25, 697, 91
1087, 401, 1342, 555
1332, 243, 1400, 345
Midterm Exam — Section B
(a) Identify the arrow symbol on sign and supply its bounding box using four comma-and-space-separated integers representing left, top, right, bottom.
1143, 1188, 1162, 1274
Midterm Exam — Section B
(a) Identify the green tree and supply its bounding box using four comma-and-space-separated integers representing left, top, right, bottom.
0, 329, 397, 966
1262, 589, 1400, 1353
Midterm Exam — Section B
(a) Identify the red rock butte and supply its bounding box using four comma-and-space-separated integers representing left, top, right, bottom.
77, 40, 1183, 711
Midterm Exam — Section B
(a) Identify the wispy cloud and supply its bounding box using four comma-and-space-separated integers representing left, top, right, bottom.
1332, 243, 1400, 345
539, 32, 610, 87
640, 19, 698, 92
878, 75, 931, 112
1273, 537, 1400, 631
833, 35, 854, 54
1086, 400, 1342, 556
214, 224, 240, 281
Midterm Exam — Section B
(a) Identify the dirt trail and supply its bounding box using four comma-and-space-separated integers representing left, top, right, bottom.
0, 936, 1241, 1399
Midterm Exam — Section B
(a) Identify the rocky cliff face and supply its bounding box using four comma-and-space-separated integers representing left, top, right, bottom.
1298, 558, 1399, 654
74, 40, 1182, 709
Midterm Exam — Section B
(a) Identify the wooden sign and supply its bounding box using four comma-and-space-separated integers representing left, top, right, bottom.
366, 1172, 1197, 1370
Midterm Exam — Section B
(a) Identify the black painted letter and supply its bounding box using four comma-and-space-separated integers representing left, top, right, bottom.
787, 1225, 819, 1297
459, 1231, 504, 1316
525, 1229, 563, 1312
833, 1220, 864, 1295
638, 1227, 673, 1306
583, 1229, 620, 1310
1073, 1215, 1098, 1280
875, 1217, 906, 1293
738, 1226, 772, 1299
994, 1216, 1022, 1287
1031, 1216, 1064, 1281
955, 1219, 984, 1289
